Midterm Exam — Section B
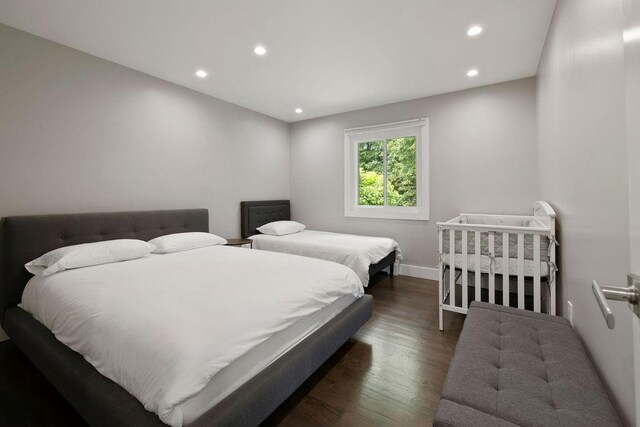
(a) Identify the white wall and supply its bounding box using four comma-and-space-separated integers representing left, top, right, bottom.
290, 78, 538, 270
537, 0, 635, 423
0, 23, 290, 236
0, 24, 290, 340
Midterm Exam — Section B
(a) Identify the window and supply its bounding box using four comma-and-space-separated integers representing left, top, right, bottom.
344, 119, 429, 220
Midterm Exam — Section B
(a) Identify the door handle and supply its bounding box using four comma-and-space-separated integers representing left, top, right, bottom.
592, 274, 640, 329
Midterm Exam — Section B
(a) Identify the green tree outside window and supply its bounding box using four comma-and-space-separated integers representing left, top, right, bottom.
358, 137, 417, 207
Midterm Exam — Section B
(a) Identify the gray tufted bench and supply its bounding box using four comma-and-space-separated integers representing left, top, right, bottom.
434, 302, 621, 427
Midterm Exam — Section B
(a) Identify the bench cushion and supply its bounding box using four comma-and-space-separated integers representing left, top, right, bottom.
434, 302, 621, 427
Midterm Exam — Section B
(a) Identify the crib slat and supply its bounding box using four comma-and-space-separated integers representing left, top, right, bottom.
533, 234, 541, 313
475, 231, 481, 302
488, 232, 495, 304
461, 230, 468, 309
502, 232, 509, 307
517, 233, 525, 309
450, 230, 456, 307
438, 228, 444, 330
550, 231, 557, 316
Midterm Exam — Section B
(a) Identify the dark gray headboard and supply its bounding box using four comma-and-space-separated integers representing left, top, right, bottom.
0, 209, 208, 327
240, 200, 290, 238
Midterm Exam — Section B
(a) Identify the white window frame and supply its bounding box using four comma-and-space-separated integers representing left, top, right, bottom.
344, 118, 429, 220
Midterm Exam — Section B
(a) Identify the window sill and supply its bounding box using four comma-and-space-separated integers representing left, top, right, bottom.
344, 207, 429, 221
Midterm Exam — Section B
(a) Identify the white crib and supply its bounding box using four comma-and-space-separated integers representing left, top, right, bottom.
437, 201, 557, 330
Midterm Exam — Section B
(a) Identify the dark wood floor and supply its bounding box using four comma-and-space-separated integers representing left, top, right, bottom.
0, 274, 464, 426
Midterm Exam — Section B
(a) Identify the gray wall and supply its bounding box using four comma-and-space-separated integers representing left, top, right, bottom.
0, 24, 290, 339
290, 78, 539, 268
536, 0, 635, 423
0, 24, 290, 237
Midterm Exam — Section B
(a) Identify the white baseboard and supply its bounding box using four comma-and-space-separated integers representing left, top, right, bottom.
398, 264, 439, 281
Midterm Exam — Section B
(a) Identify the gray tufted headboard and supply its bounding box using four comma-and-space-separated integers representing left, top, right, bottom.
240, 200, 290, 239
0, 209, 208, 327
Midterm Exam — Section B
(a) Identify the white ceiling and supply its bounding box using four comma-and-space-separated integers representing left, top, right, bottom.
0, 0, 556, 122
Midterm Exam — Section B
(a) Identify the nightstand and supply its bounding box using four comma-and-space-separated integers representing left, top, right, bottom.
225, 238, 253, 248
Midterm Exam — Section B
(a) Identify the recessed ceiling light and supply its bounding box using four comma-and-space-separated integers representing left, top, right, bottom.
467, 68, 479, 77
467, 25, 483, 37
295, 108, 303, 114
254, 45, 267, 56
195, 69, 208, 78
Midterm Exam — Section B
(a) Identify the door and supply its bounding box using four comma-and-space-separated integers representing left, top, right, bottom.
623, 0, 640, 422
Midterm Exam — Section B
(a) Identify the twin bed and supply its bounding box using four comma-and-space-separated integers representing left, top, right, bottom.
0, 209, 373, 426
241, 200, 401, 286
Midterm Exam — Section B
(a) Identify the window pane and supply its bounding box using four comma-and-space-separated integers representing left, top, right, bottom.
358, 140, 384, 206
386, 136, 417, 207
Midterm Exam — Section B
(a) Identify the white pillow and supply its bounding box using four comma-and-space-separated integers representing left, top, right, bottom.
257, 221, 306, 236
25, 239, 156, 277
149, 232, 227, 254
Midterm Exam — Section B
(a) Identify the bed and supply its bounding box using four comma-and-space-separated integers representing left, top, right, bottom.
241, 200, 401, 286
0, 209, 372, 426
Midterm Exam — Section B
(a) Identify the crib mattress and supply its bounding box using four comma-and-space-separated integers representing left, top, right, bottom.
442, 253, 549, 278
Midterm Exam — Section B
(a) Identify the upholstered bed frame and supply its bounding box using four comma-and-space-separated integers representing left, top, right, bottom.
241, 200, 396, 277
0, 209, 372, 426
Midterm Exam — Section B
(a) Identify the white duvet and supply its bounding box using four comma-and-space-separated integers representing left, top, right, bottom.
21, 246, 363, 427
250, 230, 402, 286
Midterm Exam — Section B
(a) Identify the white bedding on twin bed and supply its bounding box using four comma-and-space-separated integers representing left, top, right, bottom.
21, 246, 364, 427
249, 230, 402, 286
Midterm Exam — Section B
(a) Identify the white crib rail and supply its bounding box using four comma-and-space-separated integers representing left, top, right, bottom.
502, 232, 509, 306
488, 232, 495, 304
437, 205, 557, 331
475, 231, 481, 303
